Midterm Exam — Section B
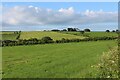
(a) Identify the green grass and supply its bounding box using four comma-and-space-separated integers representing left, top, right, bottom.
20, 31, 85, 40
1, 32, 19, 40
0, 31, 15, 34
1, 34, 19, 40
85, 32, 118, 37
2, 40, 117, 78
61, 31, 118, 38
0, 31, 19, 40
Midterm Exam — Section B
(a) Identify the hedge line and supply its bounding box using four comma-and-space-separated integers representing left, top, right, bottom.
0, 36, 118, 47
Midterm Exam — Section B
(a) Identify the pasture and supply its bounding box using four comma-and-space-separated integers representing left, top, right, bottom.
20, 31, 85, 40
0, 31, 19, 40
61, 31, 118, 38
2, 40, 117, 78
1, 31, 118, 40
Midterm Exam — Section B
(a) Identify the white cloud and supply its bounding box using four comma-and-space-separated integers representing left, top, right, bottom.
58, 7, 74, 15
28, 5, 34, 8
2, 5, 118, 27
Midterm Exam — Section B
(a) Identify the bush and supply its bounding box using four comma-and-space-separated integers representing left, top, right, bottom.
41, 36, 54, 43
96, 47, 119, 78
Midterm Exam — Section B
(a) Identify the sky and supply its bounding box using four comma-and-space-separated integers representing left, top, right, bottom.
2, 2, 118, 31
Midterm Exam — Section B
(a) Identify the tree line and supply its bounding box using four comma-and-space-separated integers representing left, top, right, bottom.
51, 28, 91, 32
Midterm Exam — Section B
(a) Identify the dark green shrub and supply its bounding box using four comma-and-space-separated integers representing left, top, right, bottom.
41, 36, 54, 43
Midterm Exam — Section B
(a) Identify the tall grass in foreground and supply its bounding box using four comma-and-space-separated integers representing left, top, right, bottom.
93, 47, 119, 78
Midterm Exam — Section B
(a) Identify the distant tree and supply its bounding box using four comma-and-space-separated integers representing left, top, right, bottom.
67, 28, 77, 31
112, 30, 115, 32
75, 28, 80, 32
51, 29, 60, 31
116, 29, 120, 33
84, 29, 91, 32
62, 29, 67, 31
106, 30, 110, 32
67, 28, 73, 31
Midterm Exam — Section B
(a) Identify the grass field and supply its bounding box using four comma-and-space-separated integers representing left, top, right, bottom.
1, 34, 19, 40
2, 40, 117, 78
61, 32, 118, 38
0, 31, 15, 34
20, 31, 85, 40
0, 32, 19, 40
1, 31, 118, 40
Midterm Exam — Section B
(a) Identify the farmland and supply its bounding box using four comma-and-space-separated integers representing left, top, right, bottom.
1, 31, 118, 78
61, 31, 118, 38
0, 31, 19, 40
20, 31, 85, 40
1, 31, 118, 41
2, 40, 117, 78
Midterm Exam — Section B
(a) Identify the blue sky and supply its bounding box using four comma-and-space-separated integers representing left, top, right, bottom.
2, 2, 118, 31
3, 2, 118, 11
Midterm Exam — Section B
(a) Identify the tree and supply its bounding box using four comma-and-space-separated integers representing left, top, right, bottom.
67, 28, 77, 31
84, 29, 91, 32
62, 29, 67, 31
41, 36, 53, 43
112, 30, 115, 32
51, 29, 60, 31
116, 29, 120, 33
106, 30, 110, 32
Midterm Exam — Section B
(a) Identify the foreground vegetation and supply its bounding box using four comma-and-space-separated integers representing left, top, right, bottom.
2, 40, 117, 78
96, 47, 118, 78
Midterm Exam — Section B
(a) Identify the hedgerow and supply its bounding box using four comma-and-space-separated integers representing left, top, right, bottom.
1, 36, 118, 47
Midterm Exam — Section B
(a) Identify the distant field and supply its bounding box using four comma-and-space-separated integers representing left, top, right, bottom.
20, 31, 85, 40
1, 31, 117, 40
0, 31, 15, 34
2, 40, 117, 78
61, 32, 118, 38
0, 32, 18, 40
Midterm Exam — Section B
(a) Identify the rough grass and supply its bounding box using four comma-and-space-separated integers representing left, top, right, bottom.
20, 31, 85, 40
2, 40, 117, 78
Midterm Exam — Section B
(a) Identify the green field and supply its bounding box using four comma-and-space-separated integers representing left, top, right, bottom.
1, 34, 19, 40
2, 40, 117, 78
61, 32, 118, 38
1, 31, 118, 40
0, 31, 19, 40
20, 31, 85, 40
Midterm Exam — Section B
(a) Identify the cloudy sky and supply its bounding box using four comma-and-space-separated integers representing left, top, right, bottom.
2, 2, 118, 31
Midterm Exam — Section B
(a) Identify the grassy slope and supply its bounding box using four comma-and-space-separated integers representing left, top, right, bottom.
61, 32, 118, 37
2, 40, 117, 78
1, 34, 19, 40
20, 31, 85, 40
1, 32, 18, 40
